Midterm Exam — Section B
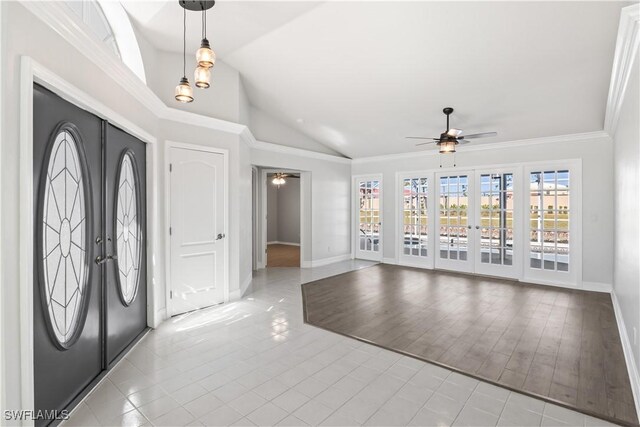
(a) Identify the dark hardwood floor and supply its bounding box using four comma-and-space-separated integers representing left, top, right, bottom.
301, 264, 638, 426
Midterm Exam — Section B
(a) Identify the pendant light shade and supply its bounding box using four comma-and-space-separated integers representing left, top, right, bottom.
175, 77, 194, 103
196, 38, 216, 68
194, 65, 211, 89
438, 140, 457, 154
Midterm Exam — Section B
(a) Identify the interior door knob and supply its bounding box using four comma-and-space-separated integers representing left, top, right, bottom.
216, 233, 226, 240
476, 225, 480, 229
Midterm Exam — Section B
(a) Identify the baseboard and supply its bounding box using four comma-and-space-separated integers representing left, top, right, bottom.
154, 307, 167, 326
382, 257, 398, 265
267, 241, 300, 246
611, 290, 640, 417
307, 253, 352, 268
240, 273, 253, 298
582, 281, 613, 293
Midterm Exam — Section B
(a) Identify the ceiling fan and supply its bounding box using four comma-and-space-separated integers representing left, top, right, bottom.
271, 172, 299, 187
406, 107, 497, 154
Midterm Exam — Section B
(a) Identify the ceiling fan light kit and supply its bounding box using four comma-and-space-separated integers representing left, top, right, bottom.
406, 107, 498, 163
175, 0, 216, 103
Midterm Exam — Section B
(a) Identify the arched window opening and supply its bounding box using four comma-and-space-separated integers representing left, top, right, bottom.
65, 0, 147, 83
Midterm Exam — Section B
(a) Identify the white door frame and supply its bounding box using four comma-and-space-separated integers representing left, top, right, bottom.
353, 174, 383, 261
18, 57, 160, 418
396, 171, 436, 269
258, 168, 308, 268
164, 141, 230, 317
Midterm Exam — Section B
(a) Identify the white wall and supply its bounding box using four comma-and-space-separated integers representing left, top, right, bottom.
352, 134, 614, 288
252, 148, 352, 266
250, 106, 342, 156
146, 49, 244, 124
613, 57, 640, 383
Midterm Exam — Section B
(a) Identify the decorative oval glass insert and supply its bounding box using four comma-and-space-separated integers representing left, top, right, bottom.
42, 129, 88, 347
115, 152, 141, 305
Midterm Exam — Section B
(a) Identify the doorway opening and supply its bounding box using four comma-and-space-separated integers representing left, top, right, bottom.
266, 171, 301, 267
253, 167, 309, 269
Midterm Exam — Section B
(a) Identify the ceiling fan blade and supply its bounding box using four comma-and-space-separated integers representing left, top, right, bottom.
406, 136, 439, 140
415, 141, 435, 146
461, 132, 497, 139
446, 128, 463, 137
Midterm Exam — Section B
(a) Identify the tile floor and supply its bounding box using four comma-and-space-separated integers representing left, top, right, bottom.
64, 261, 619, 427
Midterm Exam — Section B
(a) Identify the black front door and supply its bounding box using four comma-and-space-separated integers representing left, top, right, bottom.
105, 124, 147, 366
33, 85, 103, 423
33, 85, 148, 424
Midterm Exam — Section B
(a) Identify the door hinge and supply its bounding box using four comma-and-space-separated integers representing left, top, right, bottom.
169, 163, 172, 172
170, 290, 173, 299
169, 226, 172, 236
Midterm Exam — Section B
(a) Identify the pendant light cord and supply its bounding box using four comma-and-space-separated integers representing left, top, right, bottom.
202, 9, 206, 39
183, 7, 186, 78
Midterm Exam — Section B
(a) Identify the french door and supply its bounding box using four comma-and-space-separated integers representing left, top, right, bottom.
473, 169, 522, 278
432, 168, 521, 278
435, 172, 475, 272
355, 176, 382, 261
33, 85, 147, 424
398, 174, 435, 268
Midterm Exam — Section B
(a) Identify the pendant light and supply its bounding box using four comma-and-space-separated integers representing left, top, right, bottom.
195, 9, 214, 88
175, 7, 193, 103
196, 8, 216, 69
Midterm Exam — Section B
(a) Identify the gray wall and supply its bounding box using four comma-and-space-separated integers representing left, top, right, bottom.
266, 177, 301, 244
267, 182, 279, 242
613, 57, 640, 378
277, 178, 301, 244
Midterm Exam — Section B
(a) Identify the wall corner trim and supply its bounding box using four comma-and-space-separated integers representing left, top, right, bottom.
611, 290, 640, 417
604, 4, 640, 137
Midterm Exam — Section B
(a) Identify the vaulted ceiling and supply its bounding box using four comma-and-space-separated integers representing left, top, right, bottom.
124, 1, 628, 158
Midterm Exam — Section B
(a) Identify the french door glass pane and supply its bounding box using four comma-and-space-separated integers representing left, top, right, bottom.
402, 177, 428, 257
479, 173, 514, 266
439, 175, 468, 260
529, 170, 570, 271
359, 180, 380, 252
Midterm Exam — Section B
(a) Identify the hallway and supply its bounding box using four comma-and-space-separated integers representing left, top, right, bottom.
63, 262, 609, 427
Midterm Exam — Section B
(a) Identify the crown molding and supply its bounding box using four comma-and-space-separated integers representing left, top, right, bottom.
604, 4, 640, 137
352, 130, 610, 164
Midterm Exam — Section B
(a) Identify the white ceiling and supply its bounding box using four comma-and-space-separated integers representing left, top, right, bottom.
125, 1, 628, 158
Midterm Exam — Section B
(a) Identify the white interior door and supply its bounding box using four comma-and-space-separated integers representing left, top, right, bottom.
435, 172, 474, 272
355, 176, 382, 261
169, 147, 226, 316
473, 169, 521, 278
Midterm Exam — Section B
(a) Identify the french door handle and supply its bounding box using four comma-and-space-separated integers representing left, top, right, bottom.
467, 225, 472, 229
216, 233, 226, 241
95, 254, 117, 265
476, 226, 480, 229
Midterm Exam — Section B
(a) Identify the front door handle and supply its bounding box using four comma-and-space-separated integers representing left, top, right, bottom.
216, 233, 226, 241
95, 254, 117, 265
